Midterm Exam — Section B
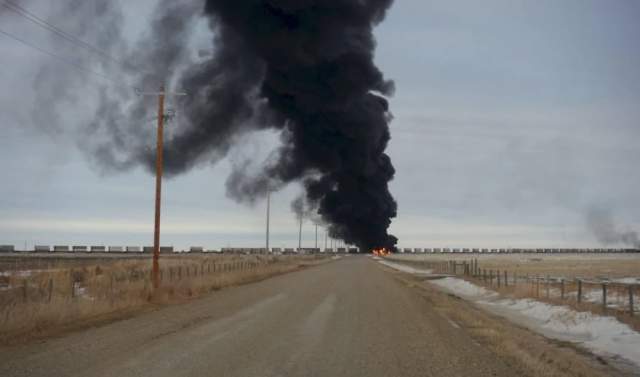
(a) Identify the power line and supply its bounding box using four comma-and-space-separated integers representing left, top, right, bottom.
1, 0, 124, 67
0, 26, 133, 89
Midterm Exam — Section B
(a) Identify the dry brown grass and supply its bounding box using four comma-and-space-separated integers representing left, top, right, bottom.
385, 254, 640, 332
389, 253, 640, 279
392, 272, 625, 377
0, 254, 329, 344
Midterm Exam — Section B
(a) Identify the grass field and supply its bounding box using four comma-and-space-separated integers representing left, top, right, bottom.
384, 253, 640, 331
0, 253, 331, 344
387, 253, 640, 280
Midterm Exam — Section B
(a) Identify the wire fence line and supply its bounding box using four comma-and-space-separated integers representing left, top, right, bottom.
0, 255, 328, 340
392, 258, 637, 317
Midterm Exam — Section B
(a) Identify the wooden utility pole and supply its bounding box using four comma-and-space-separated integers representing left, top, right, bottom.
152, 85, 165, 289
265, 191, 270, 253
298, 216, 302, 251
137, 85, 186, 290
324, 229, 327, 250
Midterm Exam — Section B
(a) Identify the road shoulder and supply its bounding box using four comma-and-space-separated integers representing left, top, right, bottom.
375, 260, 630, 377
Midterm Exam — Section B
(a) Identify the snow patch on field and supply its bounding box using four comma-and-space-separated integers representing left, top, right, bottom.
377, 260, 432, 275
610, 277, 640, 284
431, 276, 640, 371
431, 277, 498, 299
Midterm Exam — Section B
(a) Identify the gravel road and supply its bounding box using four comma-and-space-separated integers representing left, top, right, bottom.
0, 256, 540, 376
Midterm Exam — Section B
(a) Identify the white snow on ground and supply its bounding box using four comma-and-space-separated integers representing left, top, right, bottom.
430, 276, 640, 371
0, 270, 33, 277
581, 289, 632, 310
430, 277, 498, 299
377, 260, 432, 275
379, 259, 640, 372
611, 277, 640, 284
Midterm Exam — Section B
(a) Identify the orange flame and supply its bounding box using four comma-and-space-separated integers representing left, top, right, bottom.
372, 248, 390, 256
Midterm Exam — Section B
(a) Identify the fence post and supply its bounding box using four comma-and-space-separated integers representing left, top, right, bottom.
504, 271, 508, 287
536, 276, 540, 298
490, 270, 494, 286
561, 279, 565, 300
546, 275, 550, 298
497, 270, 501, 288
577, 279, 582, 303
48, 278, 53, 303
602, 283, 607, 312
630, 285, 635, 316
22, 279, 28, 302
453, 262, 457, 275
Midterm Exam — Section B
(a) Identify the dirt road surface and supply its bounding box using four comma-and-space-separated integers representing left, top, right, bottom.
0, 256, 619, 377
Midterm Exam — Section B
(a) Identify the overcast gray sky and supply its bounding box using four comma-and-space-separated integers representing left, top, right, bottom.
1, 0, 639, 250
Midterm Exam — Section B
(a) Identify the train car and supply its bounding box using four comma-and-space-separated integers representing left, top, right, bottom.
34, 245, 51, 252
90, 246, 106, 253
108, 246, 124, 253
160, 246, 174, 253
0, 245, 15, 252
72, 246, 88, 253
189, 246, 204, 253
53, 245, 70, 252
126, 246, 141, 253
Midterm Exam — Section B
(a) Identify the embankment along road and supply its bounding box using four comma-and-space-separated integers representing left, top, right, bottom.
0, 256, 622, 377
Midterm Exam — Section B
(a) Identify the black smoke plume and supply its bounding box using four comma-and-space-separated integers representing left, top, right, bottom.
11, 0, 400, 251
586, 207, 640, 248
198, 0, 398, 251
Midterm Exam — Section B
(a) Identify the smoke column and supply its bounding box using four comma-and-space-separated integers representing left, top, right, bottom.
197, 0, 399, 251
586, 207, 640, 248
10, 0, 399, 251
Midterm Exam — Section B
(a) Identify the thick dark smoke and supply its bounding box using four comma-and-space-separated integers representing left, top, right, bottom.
9, 0, 399, 251
198, 0, 399, 251
586, 207, 640, 248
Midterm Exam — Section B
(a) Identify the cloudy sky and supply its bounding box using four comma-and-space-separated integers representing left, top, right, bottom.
1, 0, 639, 250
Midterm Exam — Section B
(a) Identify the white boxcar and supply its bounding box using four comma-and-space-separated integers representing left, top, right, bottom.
0, 245, 15, 252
